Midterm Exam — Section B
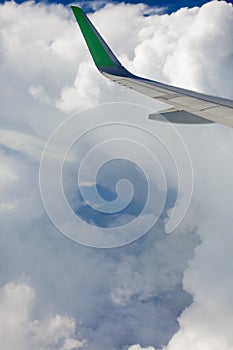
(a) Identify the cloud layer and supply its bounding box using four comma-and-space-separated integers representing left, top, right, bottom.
0, 1, 233, 350
0, 280, 85, 350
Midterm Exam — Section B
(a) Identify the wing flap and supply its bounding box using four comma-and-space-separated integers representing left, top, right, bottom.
149, 109, 214, 124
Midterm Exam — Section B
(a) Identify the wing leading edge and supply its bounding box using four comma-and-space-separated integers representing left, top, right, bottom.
71, 6, 233, 128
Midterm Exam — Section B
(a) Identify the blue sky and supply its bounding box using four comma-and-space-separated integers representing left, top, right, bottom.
81, 0, 232, 13
1, 0, 232, 13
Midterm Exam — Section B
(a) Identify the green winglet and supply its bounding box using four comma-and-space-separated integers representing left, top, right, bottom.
71, 6, 117, 68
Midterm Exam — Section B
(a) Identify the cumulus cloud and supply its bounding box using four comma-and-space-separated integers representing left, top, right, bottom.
0, 280, 85, 350
0, 1, 233, 350
128, 346, 156, 350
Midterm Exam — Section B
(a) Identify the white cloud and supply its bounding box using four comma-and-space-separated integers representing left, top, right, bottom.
0, 280, 85, 350
56, 61, 101, 112
0, 1, 233, 350
29, 85, 53, 105
128, 346, 156, 350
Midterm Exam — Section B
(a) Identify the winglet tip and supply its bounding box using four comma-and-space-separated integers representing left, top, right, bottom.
71, 6, 83, 15
71, 4, 121, 68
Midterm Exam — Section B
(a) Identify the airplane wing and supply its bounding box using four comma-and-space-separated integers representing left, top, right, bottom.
71, 6, 233, 128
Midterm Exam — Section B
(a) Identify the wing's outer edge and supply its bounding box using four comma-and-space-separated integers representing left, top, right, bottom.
71, 6, 121, 68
